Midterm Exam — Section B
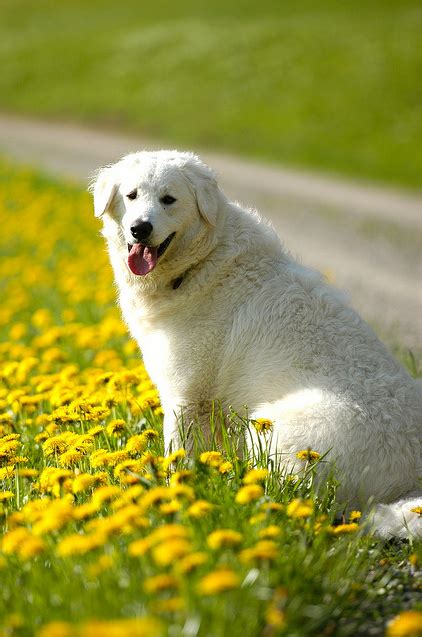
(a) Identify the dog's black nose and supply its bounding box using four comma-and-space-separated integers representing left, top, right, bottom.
130, 221, 153, 242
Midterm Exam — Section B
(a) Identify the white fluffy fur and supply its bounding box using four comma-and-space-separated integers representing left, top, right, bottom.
91, 150, 422, 539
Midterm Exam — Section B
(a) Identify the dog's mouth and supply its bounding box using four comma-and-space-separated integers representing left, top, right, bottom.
127, 233, 176, 276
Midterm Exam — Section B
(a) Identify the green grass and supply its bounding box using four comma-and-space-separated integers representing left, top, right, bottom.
0, 160, 421, 636
1, 0, 422, 188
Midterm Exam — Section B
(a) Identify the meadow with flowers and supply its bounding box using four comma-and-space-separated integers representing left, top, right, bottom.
0, 160, 421, 637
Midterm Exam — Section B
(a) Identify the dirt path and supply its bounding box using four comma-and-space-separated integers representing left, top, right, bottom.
0, 113, 421, 351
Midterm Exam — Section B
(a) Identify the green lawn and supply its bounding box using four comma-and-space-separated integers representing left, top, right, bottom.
1, 0, 421, 188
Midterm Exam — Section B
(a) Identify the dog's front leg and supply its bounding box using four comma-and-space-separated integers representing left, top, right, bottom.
163, 400, 216, 455
163, 408, 182, 455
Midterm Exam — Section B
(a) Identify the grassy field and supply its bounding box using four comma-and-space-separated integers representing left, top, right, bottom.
0, 163, 421, 636
1, 0, 422, 189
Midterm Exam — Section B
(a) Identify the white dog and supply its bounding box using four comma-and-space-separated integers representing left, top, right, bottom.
91, 150, 422, 538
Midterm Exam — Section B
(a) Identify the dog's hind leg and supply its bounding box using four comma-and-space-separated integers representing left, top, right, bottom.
370, 493, 422, 539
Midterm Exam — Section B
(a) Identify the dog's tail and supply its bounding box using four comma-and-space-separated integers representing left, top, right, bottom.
370, 493, 422, 539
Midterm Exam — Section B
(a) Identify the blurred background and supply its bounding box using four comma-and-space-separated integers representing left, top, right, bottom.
1, 0, 421, 186
0, 0, 421, 351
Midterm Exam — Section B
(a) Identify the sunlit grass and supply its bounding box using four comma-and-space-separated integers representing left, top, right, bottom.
1, 1, 422, 188
0, 161, 420, 636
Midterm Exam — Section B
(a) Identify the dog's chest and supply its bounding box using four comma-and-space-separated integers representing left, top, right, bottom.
125, 295, 225, 400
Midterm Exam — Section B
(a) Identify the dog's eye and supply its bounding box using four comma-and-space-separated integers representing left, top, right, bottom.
127, 189, 138, 200
160, 195, 177, 205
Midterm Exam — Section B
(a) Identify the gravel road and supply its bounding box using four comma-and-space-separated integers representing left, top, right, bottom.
0, 114, 421, 352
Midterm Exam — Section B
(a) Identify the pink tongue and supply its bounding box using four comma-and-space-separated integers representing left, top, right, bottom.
128, 244, 158, 276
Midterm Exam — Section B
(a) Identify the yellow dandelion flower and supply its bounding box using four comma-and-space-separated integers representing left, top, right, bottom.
162, 448, 186, 471
58, 448, 84, 467
57, 533, 106, 557
0, 414, 14, 426
199, 451, 223, 468
75, 434, 95, 452
9, 455, 29, 464
20, 498, 51, 524
37, 621, 74, 637
125, 434, 148, 455
42, 347, 66, 363
42, 434, 74, 457
252, 418, 273, 434
243, 468, 268, 484
207, 529, 243, 550
114, 460, 144, 480
111, 504, 150, 533
286, 498, 314, 519
9, 323, 27, 341
198, 568, 240, 595
409, 554, 418, 567
349, 510, 362, 522
187, 499, 215, 518
99, 450, 130, 467
260, 502, 284, 512
169, 469, 194, 485
72, 472, 107, 494
265, 606, 285, 628
295, 449, 321, 463
176, 551, 208, 574
87, 554, 113, 578
17, 468, 38, 479
386, 610, 422, 637
3, 613, 24, 629
2, 528, 31, 554
149, 524, 190, 545
0, 437, 20, 457
159, 500, 182, 515
32, 308, 52, 329
139, 486, 170, 509
128, 538, 151, 557
38, 467, 74, 495
32, 499, 73, 535
78, 617, 163, 637
96, 505, 146, 535
0, 491, 14, 502
218, 461, 233, 474
87, 425, 104, 437
105, 418, 126, 436
89, 448, 109, 468
152, 538, 191, 567
139, 451, 162, 470
144, 574, 179, 594
239, 540, 278, 564
73, 502, 101, 521
18, 536, 46, 560
235, 484, 264, 504
141, 428, 160, 441
34, 431, 49, 444
91, 485, 121, 506
84, 406, 111, 423
2, 527, 45, 559
169, 483, 195, 501
249, 513, 267, 525
149, 596, 185, 614
258, 525, 281, 539
329, 523, 359, 536
410, 506, 422, 516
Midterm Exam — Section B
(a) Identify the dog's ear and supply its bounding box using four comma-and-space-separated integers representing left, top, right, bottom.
182, 157, 220, 226
89, 166, 118, 218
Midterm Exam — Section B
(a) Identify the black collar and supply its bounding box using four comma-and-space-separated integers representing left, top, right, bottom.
172, 276, 184, 290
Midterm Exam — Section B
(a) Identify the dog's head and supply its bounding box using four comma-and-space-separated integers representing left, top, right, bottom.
90, 151, 222, 278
